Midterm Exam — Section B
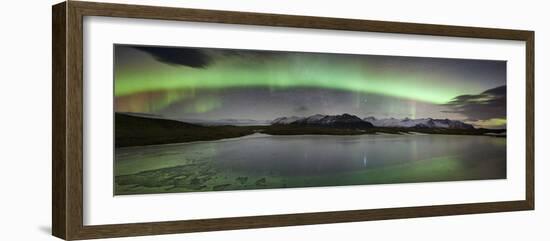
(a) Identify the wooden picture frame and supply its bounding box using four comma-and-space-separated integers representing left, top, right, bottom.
52, 1, 534, 240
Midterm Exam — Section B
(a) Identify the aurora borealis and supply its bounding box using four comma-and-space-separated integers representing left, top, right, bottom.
114, 45, 507, 128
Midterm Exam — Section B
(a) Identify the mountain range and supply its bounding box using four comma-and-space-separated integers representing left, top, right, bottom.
272, 114, 374, 128
121, 112, 475, 130
116, 112, 503, 147
363, 116, 474, 129
273, 114, 474, 129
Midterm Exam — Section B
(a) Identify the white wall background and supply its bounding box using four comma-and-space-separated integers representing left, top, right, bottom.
0, 0, 547, 240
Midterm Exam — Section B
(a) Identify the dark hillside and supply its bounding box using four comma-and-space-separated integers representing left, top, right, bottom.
115, 113, 255, 147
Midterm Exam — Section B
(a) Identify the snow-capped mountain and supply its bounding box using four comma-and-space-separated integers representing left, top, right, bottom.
271, 116, 303, 125
363, 117, 474, 129
272, 114, 374, 128
363, 117, 402, 127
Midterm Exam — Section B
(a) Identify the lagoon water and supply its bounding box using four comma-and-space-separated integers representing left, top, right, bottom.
115, 134, 506, 195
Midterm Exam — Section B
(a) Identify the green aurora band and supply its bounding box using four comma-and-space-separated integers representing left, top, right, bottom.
115, 56, 485, 105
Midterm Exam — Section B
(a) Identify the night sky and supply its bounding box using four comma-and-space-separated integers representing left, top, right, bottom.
114, 45, 507, 129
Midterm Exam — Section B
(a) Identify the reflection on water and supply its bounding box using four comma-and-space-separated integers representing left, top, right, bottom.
115, 134, 506, 195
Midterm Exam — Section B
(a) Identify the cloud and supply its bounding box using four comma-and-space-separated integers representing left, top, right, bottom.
442, 85, 506, 121
132, 46, 285, 69
133, 46, 211, 68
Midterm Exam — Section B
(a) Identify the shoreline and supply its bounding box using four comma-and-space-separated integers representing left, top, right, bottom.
116, 131, 506, 150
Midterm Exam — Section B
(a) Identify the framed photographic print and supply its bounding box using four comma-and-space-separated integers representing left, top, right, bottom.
52, 1, 534, 240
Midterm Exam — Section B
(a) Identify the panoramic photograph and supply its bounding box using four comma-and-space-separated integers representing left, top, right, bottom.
113, 44, 507, 195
